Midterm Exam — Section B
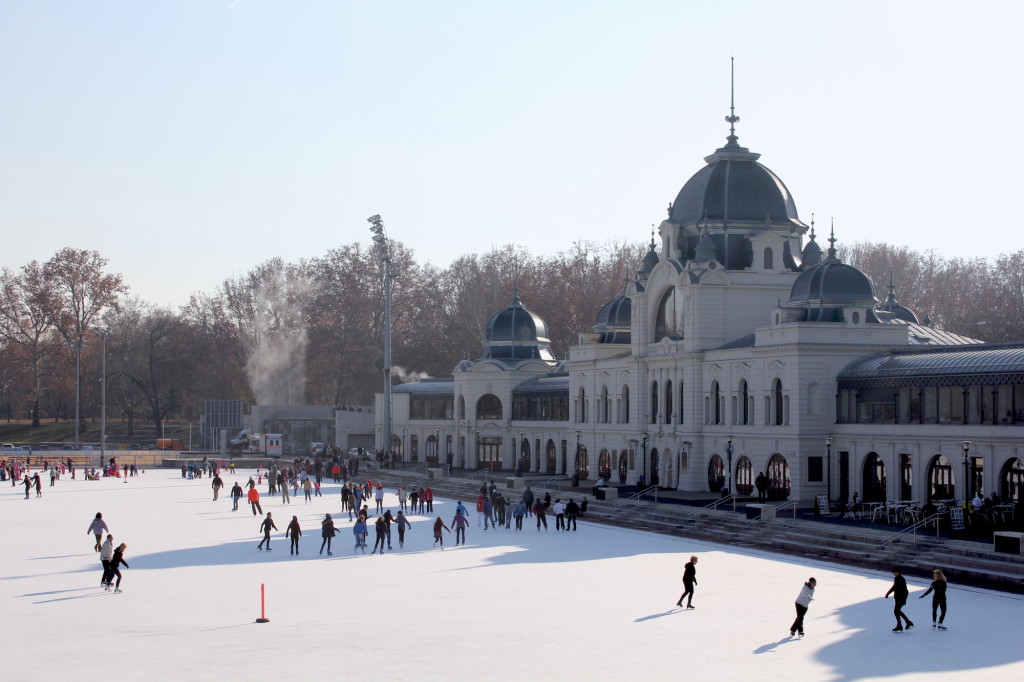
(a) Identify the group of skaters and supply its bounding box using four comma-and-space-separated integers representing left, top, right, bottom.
256, 505, 414, 556
674, 555, 952, 637
86, 512, 129, 592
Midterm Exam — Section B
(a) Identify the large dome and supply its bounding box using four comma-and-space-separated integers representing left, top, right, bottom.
670, 142, 804, 229
593, 294, 631, 344
480, 294, 556, 363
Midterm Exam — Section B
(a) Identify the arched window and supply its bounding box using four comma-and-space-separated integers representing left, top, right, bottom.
927, 455, 954, 502
578, 387, 587, 423
739, 379, 749, 425
708, 454, 725, 492
766, 454, 790, 499
598, 449, 612, 480
575, 446, 589, 480
711, 381, 721, 425
621, 385, 630, 423
1001, 458, 1024, 503
650, 381, 659, 424
862, 453, 886, 503
664, 380, 673, 424
763, 247, 774, 270
600, 385, 609, 423
651, 448, 660, 486
735, 456, 753, 495
545, 440, 557, 475
477, 394, 502, 420
654, 289, 680, 342
679, 381, 685, 424
618, 451, 629, 483
458, 395, 465, 420
773, 378, 784, 425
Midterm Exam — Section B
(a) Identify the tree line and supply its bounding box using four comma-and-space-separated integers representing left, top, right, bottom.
1, 241, 1021, 436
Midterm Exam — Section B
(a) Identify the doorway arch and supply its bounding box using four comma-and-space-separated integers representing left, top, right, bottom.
708, 454, 725, 492
766, 454, 790, 500
862, 452, 886, 503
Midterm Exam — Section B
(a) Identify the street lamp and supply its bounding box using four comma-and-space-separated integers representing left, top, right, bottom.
725, 435, 734, 495
825, 434, 834, 503
961, 440, 972, 508
641, 432, 649, 490
93, 327, 110, 465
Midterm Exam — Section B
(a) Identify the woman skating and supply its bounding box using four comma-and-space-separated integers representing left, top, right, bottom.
433, 516, 450, 548
919, 569, 948, 629
790, 577, 816, 637
287, 515, 302, 555
87, 513, 109, 552
99, 535, 114, 588
885, 567, 915, 632
451, 509, 469, 546
676, 555, 698, 609
107, 542, 129, 593
320, 513, 337, 555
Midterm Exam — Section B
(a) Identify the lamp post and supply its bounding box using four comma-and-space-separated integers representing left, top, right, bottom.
961, 440, 972, 508
641, 432, 649, 490
725, 435, 734, 495
93, 327, 110, 465
825, 434, 834, 503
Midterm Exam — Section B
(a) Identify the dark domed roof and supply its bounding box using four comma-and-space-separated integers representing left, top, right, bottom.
670, 142, 804, 229
480, 293, 556, 363
788, 257, 878, 312
593, 294, 631, 344
876, 278, 920, 324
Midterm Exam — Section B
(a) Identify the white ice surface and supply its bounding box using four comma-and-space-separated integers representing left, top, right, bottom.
4, 470, 1023, 681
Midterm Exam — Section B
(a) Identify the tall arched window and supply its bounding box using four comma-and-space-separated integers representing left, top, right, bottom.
654, 289, 680, 341
600, 386, 609, 423
708, 455, 725, 492
664, 380, 673, 424
621, 385, 630, 423
712, 381, 721, 425
739, 379, 749, 425
927, 455, 954, 501
650, 381, 659, 424
678, 381, 685, 424
458, 395, 466, 420
1001, 458, 1024, 503
763, 247, 774, 270
766, 454, 790, 499
577, 387, 588, 423
477, 394, 502, 420
773, 379, 784, 425
863, 453, 886, 503
735, 456, 753, 495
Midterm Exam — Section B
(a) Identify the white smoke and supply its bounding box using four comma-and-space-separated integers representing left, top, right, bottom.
392, 365, 432, 384
245, 275, 311, 405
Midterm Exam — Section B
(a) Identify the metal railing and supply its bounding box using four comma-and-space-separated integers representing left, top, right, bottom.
682, 494, 736, 522
741, 499, 799, 527
879, 513, 944, 551
613, 484, 663, 507
530, 475, 570, 493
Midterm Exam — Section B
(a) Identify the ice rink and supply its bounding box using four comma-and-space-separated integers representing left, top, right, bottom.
4, 468, 1022, 681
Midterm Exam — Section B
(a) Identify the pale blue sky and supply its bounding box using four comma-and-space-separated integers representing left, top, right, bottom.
1, 1, 1020, 308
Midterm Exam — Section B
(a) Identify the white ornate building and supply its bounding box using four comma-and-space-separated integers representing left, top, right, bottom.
377, 110, 1024, 505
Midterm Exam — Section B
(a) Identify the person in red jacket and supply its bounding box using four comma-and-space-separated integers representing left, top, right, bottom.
424, 486, 434, 512
248, 486, 262, 515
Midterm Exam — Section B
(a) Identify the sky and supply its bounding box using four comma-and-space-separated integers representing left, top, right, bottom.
4, 467, 1024, 681
1, 1, 1021, 310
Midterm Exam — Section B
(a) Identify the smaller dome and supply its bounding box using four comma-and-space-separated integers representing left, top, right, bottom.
694, 229, 718, 263
788, 232, 877, 316
876, 278, 920, 324
593, 294, 632, 344
638, 244, 659, 275
480, 293, 556, 363
801, 228, 823, 268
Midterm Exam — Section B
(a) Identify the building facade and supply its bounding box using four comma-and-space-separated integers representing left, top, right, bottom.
376, 111, 1024, 504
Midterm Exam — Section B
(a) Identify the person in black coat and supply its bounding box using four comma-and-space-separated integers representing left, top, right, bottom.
677, 555, 699, 608
320, 513, 337, 556
108, 543, 129, 592
919, 569, 948, 629
286, 515, 302, 555
565, 499, 580, 531
885, 567, 915, 631
257, 512, 278, 551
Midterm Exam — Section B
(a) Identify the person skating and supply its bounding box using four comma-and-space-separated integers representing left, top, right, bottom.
87, 513, 109, 552
372, 516, 388, 554
302, 476, 313, 502
512, 501, 526, 530
321, 513, 338, 555
286, 515, 302, 555
565, 499, 580, 530
433, 516, 450, 548
211, 473, 223, 501
535, 499, 548, 530
257, 512, 278, 551
230, 482, 243, 511
395, 510, 411, 548
108, 543, 129, 593
676, 555, 698, 608
790, 577, 816, 637
100, 534, 114, 588
382, 509, 396, 549
353, 516, 368, 553
885, 567, 915, 631
919, 569, 948, 629
451, 509, 469, 545
248, 486, 262, 516
553, 499, 566, 530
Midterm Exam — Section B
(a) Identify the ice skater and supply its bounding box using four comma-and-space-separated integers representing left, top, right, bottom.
257, 512, 277, 551
321, 513, 337, 555
790, 577, 816, 637
108, 542, 129, 593
885, 567, 915, 632
99, 534, 114, 588
395, 510, 411, 547
451, 509, 469, 545
372, 516, 388, 554
87, 513, 109, 552
353, 516, 368, 553
248, 486, 262, 515
919, 569, 948, 629
433, 516, 450, 548
676, 555, 698, 609
286, 515, 302, 555
230, 482, 243, 511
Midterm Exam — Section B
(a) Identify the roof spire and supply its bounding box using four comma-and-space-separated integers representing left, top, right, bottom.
650, 226, 656, 251
725, 56, 740, 146
826, 217, 839, 262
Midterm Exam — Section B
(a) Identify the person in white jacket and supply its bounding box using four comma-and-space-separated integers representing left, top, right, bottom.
790, 577, 816, 637
99, 535, 114, 588
87, 513, 109, 551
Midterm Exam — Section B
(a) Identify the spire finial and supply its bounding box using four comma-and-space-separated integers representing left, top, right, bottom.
827, 217, 838, 260
810, 213, 816, 239
512, 283, 521, 304
650, 226, 656, 251
725, 56, 740, 144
